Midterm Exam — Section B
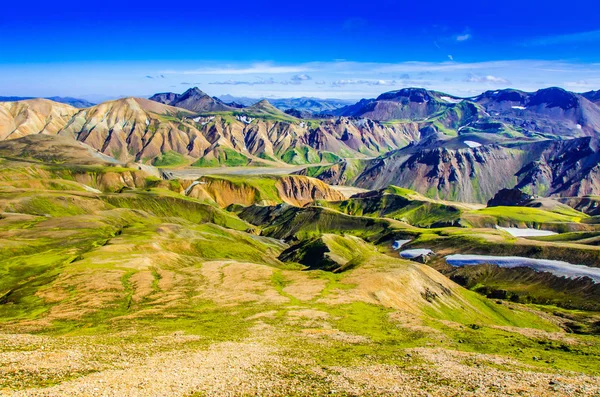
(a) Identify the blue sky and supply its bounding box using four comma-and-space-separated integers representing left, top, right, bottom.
1, 0, 599, 101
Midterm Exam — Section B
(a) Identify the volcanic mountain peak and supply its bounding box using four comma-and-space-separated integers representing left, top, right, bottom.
248, 99, 277, 110
148, 87, 234, 113
179, 87, 210, 99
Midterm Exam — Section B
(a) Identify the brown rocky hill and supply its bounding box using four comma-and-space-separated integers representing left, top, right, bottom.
0, 99, 80, 139
184, 175, 345, 207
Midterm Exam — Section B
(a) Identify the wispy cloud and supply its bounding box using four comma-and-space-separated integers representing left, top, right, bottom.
209, 75, 312, 86
455, 33, 472, 42
465, 74, 510, 84
291, 74, 312, 82
331, 79, 398, 87
525, 29, 600, 46
162, 63, 310, 75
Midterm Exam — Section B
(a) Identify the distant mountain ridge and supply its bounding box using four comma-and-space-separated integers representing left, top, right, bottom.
150, 91, 353, 114
0, 96, 95, 108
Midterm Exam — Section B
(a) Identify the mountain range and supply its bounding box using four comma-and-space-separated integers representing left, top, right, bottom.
1, 85, 600, 203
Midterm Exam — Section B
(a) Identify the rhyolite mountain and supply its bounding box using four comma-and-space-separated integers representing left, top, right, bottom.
0, 96, 417, 165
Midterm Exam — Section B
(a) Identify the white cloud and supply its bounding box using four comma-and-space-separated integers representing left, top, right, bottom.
447, 55, 454, 61
465, 74, 510, 84
162, 63, 311, 75
456, 33, 472, 42
291, 74, 312, 82
331, 79, 398, 87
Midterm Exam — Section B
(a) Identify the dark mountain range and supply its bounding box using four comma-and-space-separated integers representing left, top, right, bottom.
583, 90, 600, 105
332, 88, 467, 120
0, 96, 94, 108
473, 87, 600, 138
149, 87, 235, 112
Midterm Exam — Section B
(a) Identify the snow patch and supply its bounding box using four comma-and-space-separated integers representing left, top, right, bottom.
446, 254, 600, 283
440, 96, 462, 104
392, 240, 411, 250
400, 249, 433, 259
353, 119, 368, 128
577, 124, 583, 130
81, 184, 102, 194
184, 181, 207, 196
464, 140, 482, 148
236, 115, 254, 124
496, 226, 557, 237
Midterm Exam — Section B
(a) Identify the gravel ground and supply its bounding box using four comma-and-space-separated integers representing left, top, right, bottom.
2, 326, 599, 397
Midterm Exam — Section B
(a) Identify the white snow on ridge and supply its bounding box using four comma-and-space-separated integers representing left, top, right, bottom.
464, 140, 482, 148
577, 124, 583, 130
496, 226, 557, 237
511, 106, 527, 110
445, 254, 600, 283
440, 96, 462, 104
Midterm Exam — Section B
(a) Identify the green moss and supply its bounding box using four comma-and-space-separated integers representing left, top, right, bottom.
152, 151, 187, 167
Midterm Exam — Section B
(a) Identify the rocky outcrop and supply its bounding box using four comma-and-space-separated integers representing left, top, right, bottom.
185, 175, 344, 208
487, 188, 533, 207
275, 176, 344, 206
